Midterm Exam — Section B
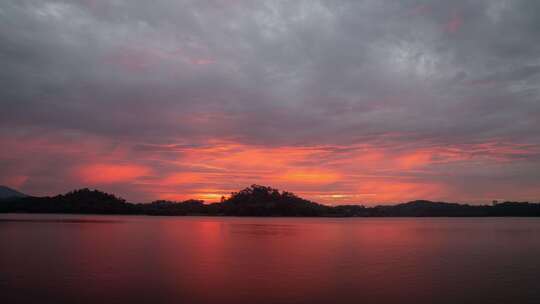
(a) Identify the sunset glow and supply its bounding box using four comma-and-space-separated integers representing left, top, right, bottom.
1, 132, 539, 204
78, 164, 151, 184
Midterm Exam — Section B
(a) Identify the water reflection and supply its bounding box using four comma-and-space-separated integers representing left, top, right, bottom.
1, 215, 540, 304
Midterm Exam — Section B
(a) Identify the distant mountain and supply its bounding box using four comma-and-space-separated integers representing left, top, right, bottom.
0, 186, 27, 200
1, 185, 539, 217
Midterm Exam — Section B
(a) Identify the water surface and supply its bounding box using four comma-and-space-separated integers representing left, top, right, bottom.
1, 214, 539, 304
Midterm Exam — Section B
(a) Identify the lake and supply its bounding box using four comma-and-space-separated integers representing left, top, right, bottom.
1, 214, 540, 304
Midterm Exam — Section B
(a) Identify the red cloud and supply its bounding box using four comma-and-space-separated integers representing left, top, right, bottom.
77, 164, 151, 184
445, 12, 463, 33
2, 132, 540, 204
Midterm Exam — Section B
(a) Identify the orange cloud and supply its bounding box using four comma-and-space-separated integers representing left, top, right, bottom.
162, 172, 205, 185
131, 141, 514, 203
4, 133, 539, 203
395, 151, 433, 169
356, 180, 445, 203
277, 170, 341, 185
77, 164, 151, 184
1, 175, 29, 189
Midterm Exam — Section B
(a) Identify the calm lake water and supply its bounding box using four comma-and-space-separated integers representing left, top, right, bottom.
1, 214, 540, 304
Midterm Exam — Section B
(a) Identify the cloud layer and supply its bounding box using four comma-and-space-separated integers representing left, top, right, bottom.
1, 0, 540, 203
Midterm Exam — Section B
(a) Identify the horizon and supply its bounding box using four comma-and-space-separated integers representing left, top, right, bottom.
1, 1, 540, 205
2, 184, 535, 207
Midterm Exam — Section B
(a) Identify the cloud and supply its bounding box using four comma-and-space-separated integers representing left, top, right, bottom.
1, 0, 540, 203
444, 11, 464, 33
77, 164, 151, 184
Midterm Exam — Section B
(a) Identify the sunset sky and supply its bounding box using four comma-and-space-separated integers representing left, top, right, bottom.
1, 0, 540, 204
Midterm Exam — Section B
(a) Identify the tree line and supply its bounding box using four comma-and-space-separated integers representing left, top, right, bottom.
1, 185, 540, 217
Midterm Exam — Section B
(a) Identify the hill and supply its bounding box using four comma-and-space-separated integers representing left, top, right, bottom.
0, 188, 138, 214
219, 185, 332, 216
0, 185, 27, 200
1, 185, 540, 217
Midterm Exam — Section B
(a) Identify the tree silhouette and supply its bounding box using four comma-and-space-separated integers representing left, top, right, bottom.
1, 185, 540, 217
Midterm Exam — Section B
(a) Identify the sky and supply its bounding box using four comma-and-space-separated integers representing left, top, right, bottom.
1, 0, 540, 204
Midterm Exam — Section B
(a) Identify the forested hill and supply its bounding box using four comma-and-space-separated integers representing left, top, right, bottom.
1, 185, 539, 217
